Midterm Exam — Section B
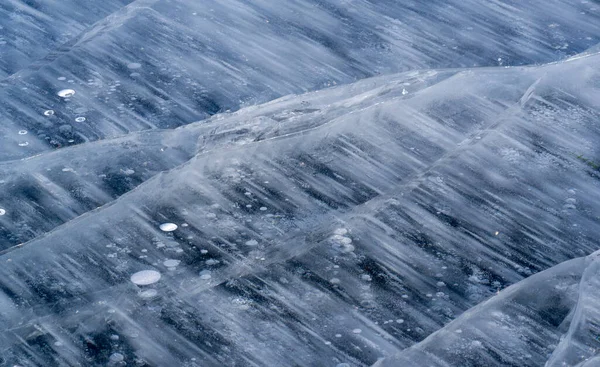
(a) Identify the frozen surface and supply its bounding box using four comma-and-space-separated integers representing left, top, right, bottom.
1, 1, 600, 367
1, 48, 600, 365
1, 0, 599, 160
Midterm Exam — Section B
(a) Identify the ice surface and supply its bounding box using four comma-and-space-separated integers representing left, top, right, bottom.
0, 0, 599, 160
1, 1, 600, 366
0, 48, 600, 365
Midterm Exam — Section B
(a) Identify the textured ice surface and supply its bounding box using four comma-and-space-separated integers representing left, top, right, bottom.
0, 0, 599, 160
1, 49, 600, 365
1, 1, 600, 367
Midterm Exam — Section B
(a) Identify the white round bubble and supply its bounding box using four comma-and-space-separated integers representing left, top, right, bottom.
57, 89, 76, 98
130, 270, 161, 286
75, 117, 86, 122
0, 208, 5, 216
245, 239, 258, 246
109, 353, 124, 363
159, 223, 178, 232
138, 289, 158, 298
18, 142, 29, 147
334, 228, 348, 235
199, 270, 212, 280
163, 259, 180, 267
127, 62, 142, 69
18, 130, 27, 135
57, 76, 67, 81
43, 110, 55, 116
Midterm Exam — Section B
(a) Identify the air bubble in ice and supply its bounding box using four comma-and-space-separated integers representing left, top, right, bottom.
138, 289, 158, 298
127, 63, 142, 69
0, 208, 5, 216
44, 110, 55, 116
75, 117, 86, 122
159, 223, 178, 232
360, 274, 372, 282
57, 77, 67, 81
18, 130, 27, 135
57, 89, 76, 98
130, 270, 161, 285
163, 259, 180, 267
245, 239, 258, 246
18, 142, 29, 147
109, 353, 124, 363
199, 270, 212, 280
334, 228, 348, 235
352, 328, 362, 334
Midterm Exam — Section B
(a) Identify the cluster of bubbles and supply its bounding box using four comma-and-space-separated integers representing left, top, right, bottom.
330, 228, 354, 253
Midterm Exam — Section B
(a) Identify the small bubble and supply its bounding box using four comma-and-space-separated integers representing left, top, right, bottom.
130, 270, 161, 286
75, 117, 86, 122
352, 328, 362, 334
259, 206, 268, 211
245, 239, 258, 246
127, 62, 142, 69
199, 270, 212, 280
0, 208, 5, 216
43, 110, 55, 116
139, 289, 158, 298
18, 141, 29, 147
163, 259, 180, 267
159, 223, 178, 232
57, 89, 76, 98
57, 77, 67, 81
109, 353, 124, 363
18, 130, 27, 135
334, 228, 348, 235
